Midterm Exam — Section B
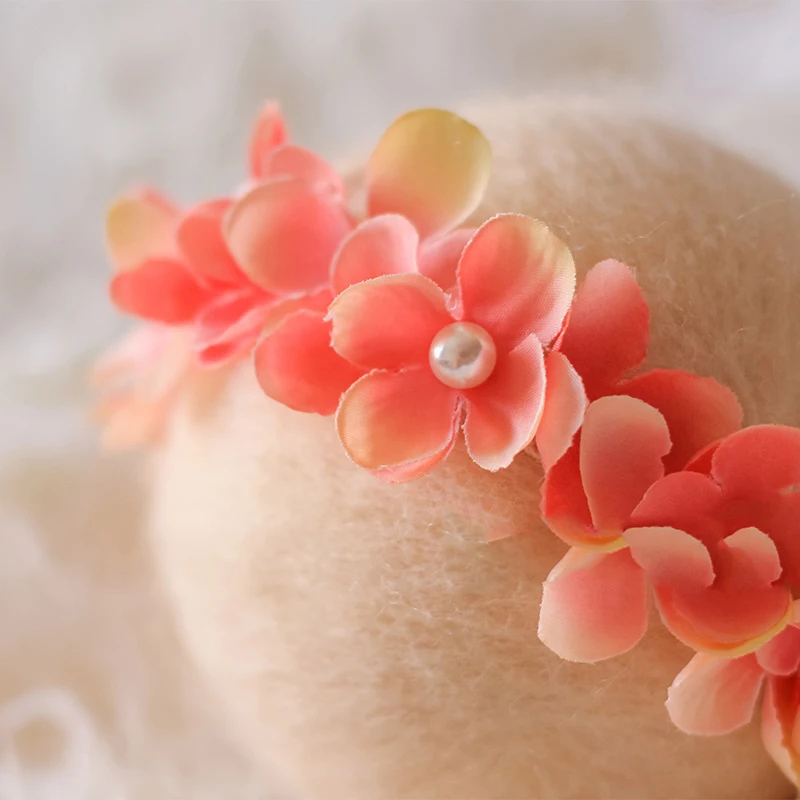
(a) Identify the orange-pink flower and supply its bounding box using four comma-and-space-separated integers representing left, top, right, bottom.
326, 213, 576, 481
662, 626, 800, 744
105, 102, 351, 367
90, 324, 195, 449
625, 426, 800, 780
252, 109, 493, 418
625, 425, 800, 652
537, 261, 743, 662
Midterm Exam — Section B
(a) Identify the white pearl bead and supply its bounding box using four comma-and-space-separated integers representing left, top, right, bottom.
429, 322, 497, 390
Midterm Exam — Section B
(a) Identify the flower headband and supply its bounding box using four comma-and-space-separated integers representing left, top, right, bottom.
93, 102, 800, 786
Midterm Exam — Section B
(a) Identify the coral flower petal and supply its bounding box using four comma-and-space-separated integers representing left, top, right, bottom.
225, 177, 353, 295
617, 369, 743, 472
625, 526, 715, 590
263, 144, 344, 198
757, 627, 800, 677
540, 441, 603, 549
254, 310, 363, 416
329, 273, 450, 371
580, 396, 671, 535
106, 192, 180, 272
762, 676, 800, 785
722, 527, 783, 586
629, 471, 724, 545
371, 403, 462, 484
176, 199, 243, 285
535, 352, 588, 471
559, 259, 649, 399
667, 653, 764, 735
366, 108, 491, 240
538, 548, 647, 663
463, 333, 546, 471
656, 582, 792, 654
249, 101, 288, 179
330, 214, 420, 296
336, 366, 460, 471
193, 289, 275, 366
759, 493, 800, 592
110, 259, 211, 324
417, 227, 475, 292
711, 425, 800, 499
456, 214, 575, 349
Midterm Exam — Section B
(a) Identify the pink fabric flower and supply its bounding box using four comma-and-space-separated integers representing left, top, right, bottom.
107, 103, 350, 367
326, 213, 576, 480
252, 109, 494, 419
661, 621, 800, 785
625, 425, 800, 654
90, 324, 195, 449
538, 262, 742, 662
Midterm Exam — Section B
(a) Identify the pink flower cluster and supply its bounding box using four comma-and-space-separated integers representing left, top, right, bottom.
536, 262, 800, 784
95, 101, 800, 785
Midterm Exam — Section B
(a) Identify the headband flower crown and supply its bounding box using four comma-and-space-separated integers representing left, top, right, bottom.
93, 102, 800, 785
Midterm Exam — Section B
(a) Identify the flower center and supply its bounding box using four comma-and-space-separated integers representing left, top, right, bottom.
429, 322, 497, 390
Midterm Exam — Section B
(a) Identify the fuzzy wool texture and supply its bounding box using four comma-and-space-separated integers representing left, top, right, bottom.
150, 99, 800, 799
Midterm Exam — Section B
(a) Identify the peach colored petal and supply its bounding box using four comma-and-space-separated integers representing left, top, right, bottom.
370, 402, 463, 483
224, 177, 354, 295
535, 352, 588, 471
254, 310, 363, 415
463, 333, 546, 471
538, 548, 647, 663
98, 400, 167, 450
616, 369, 743, 473
762, 676, 800, 786
193, 289, 275, 366
629, 471, 725, 546
106, 192, 180, 272
249, 101, 288, 179
722, 527, 783, 586
456, 215, 575, 350
540, 440, 610, 548
559, 259, 649, 399
580, 396, 671, 536
336, 366, 460, 470
712, 425, 800, 499
109, 259, 211, 324
329, 273, 451, 371
330, 214, 420, 296
366, 108, 491, 240
625, 526, 715, 590
176, 199, 243, 285
417, 227, 475, 292
667, 653, 764, 735
262, 144, 343, 198
757, 627, 800, 677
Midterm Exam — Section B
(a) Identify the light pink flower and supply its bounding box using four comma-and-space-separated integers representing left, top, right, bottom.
252, 109, 494, 418
90, 324, 194, 449
325, 213, 576, 481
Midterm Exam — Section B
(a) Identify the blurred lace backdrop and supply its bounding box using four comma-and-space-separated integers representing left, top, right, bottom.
1, 2, 799, 797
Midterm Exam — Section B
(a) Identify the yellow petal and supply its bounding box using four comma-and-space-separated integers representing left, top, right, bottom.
106, 192, 180, 272
366, 109, 491, 240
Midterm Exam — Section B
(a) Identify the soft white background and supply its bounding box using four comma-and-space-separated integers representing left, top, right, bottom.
1, 2, 799, 797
